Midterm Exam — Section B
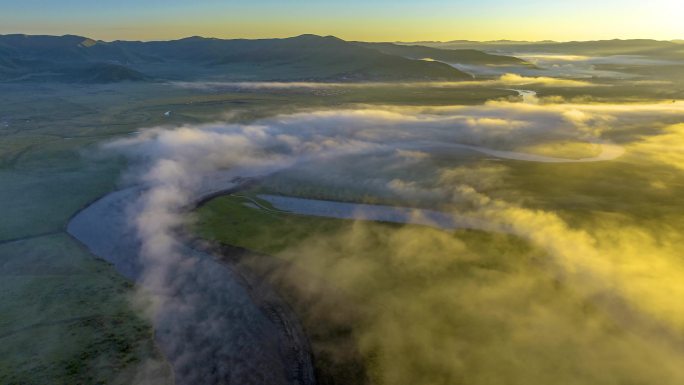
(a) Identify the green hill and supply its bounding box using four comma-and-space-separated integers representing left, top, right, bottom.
355, 41, 528, 65
408, 38, 683, 58
68, 63, 149, 83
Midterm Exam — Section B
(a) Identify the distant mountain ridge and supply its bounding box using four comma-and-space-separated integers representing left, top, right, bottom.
0, 33, 529, 83
354, 42, 528, 65
398, 38, 684, 58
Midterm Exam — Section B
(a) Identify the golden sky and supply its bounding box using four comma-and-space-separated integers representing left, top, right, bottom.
1, 0, 683, 41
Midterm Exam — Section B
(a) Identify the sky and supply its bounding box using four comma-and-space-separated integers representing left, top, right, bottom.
1, 0, 683, 42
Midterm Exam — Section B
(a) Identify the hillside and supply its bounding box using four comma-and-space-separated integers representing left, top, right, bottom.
406, 38, 684, 59
356, 41, 528, 65
0, 34, 474, 83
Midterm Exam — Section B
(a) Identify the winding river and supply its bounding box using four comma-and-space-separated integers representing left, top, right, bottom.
68, 183, 316, 385
66, 116, 624, 384
255, 194, 486, 230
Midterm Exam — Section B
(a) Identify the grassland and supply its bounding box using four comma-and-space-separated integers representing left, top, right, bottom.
191, 103, 684, 384
2, 59, 682, 383
0, 234, 170, 384
193, 194, 543, 385
193, 185, 681, 385
0, 82, 518, 384
0, 84, 183, 384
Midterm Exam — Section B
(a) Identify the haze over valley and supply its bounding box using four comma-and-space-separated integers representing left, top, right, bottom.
2, 2, 684, 384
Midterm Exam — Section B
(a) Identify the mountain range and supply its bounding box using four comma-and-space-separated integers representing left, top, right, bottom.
401, 38, 684, 58
0, 34, 529, 83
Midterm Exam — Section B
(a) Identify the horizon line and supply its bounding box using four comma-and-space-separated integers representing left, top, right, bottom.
1, 32, 683, 44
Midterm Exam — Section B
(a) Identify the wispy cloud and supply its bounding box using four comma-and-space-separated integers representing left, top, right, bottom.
107, 98, 684, 384
171, 73, 596, 91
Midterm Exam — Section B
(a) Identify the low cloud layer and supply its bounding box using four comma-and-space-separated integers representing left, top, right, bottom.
171, 73, 595, 92
107, 98, 684, 384
456, 54, 684, 80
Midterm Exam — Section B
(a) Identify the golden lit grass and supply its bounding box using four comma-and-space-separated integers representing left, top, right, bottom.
195, 190, 684, 385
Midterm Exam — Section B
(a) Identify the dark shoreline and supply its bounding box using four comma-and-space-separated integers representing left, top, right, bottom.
186, 239, 318, 385
190, 238, 370, 385
190, 187, 371, 385
186, 179, 361, 385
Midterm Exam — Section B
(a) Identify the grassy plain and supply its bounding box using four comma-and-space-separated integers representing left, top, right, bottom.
191, 77, 684, 382
0, 82, 516, 383
193, 143, 684, 384
2, 63, 682, 383
194, 194, 541, 385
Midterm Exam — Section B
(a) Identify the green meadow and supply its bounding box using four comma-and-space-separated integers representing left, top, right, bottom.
0, 82, 526, 383
2, 39, 684, 383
